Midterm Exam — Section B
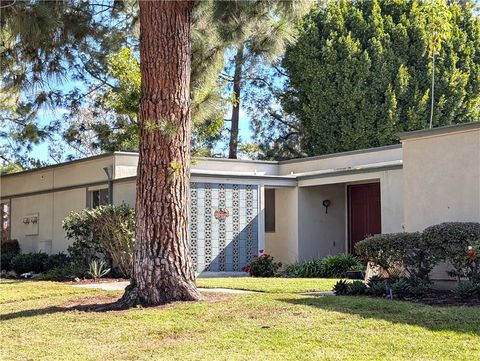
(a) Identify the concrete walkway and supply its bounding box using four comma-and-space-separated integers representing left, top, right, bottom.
72, 281, 256, 294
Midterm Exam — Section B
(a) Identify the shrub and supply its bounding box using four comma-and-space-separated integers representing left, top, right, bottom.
356, 232, 438, 282
348, 281, 367, 295
368, 281, 388, 296
242, 250, 281, 277
63, 204, 135, 277
40, 265, 84, 280
423, 222, 480, 282
281, 259, 324, 278
391, 278, 412, 297
43, 253, 70, 271
10, 252, 49, 274
333, 280, 350, 295
281, 254, 363, 278
1, 239, 20, 254
1, 239, 20, 271
455, 281, 478, 300
321, 254, 363, 278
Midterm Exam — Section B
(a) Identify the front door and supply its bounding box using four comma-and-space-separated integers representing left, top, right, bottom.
348, 183, 381, 253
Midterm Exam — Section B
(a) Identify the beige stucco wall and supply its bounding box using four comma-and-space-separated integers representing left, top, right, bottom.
8, 188, 86, 254
264, 187, 299, 264
402, 125, 479, 283
113, 180, 136, 208
403, 127, 480, 231
379, 169, 404, 233
297, 184, 347, 261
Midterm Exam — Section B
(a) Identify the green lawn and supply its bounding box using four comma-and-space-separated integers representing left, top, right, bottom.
1, 280, 479, 361
196, 277, 339, 293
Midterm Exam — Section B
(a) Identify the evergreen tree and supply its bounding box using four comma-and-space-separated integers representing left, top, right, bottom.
277, 0, 480, 157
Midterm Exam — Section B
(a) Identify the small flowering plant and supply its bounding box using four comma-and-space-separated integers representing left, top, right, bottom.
241, 249, 282, 277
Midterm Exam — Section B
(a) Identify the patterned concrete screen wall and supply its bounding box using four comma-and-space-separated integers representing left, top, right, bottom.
189, 182, 259, 272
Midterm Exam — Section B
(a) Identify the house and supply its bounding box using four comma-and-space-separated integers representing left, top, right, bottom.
1, 122, 479, 281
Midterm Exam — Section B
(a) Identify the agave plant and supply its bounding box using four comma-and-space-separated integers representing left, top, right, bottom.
87, 259, 111, 280
333, 280, 350, 295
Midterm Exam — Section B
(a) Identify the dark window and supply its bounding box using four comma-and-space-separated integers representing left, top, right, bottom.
1, 201, 10, 241
265, 188, 276, 233
88, 189, 109, 208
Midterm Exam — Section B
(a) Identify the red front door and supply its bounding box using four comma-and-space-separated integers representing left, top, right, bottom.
348, 183, 381, 253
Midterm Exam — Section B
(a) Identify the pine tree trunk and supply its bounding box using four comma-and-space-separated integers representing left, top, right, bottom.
228, 43, 244, 159
119, 0, 201, 307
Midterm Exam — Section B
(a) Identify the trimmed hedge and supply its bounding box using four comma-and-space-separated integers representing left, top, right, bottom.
355, 222, 480, 284
423, 222, 480, 282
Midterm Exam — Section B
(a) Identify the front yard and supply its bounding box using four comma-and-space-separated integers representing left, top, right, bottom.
1, 279, 479, 360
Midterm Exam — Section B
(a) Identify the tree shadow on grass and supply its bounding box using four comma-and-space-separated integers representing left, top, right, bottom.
279, 296, 480, 336
0, 301, 127, 321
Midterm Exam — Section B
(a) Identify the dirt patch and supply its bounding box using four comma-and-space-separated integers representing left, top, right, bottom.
61, 292, 230, 313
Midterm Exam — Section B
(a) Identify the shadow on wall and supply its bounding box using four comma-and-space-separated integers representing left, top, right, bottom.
191, 215, 259, 273
278, 296, 480, 336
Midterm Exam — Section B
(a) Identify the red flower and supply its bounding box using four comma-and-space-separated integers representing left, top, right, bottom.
259, 249, 264, 254
264, 253, 270, 257
253, 255, 258, 258
467, 246, 475, 259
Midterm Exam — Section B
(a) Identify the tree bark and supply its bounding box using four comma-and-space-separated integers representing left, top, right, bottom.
228, 42, 244, 159
119, 0, 201, 307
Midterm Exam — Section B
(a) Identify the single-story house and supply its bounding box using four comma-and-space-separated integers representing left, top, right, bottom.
1, 122, 479, 282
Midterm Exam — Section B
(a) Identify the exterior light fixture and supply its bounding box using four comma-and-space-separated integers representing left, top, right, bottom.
322, 199, 331, 214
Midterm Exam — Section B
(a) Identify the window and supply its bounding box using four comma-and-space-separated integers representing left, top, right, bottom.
1, 201, 10, 241
88, 188, 109, 208
265, 188, 276, 233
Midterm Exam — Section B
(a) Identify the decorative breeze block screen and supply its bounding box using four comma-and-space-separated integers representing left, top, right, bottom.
189, 182, 259, 272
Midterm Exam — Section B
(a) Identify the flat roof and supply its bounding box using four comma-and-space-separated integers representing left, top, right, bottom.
399, 121, 479, 140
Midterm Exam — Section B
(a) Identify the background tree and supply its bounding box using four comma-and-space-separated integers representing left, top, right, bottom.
276, 0, 480, 157
118, 0, 201, 306
213, 0, 312, 159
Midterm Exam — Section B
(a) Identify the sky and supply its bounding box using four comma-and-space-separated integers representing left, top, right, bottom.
30, 103, 254, 165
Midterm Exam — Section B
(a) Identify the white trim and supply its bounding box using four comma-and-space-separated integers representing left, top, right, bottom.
191, 176, 296, 187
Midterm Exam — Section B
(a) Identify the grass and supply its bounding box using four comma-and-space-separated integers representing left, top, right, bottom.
196, 277, 339, 293
1, 280, 479, 361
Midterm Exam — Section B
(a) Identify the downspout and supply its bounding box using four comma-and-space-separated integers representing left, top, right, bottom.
103, 165, 114, 205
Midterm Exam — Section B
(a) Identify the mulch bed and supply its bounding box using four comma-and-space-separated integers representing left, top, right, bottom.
401, 290, 480, 307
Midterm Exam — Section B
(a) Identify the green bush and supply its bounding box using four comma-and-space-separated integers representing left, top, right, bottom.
423, 222, 480, 282
368, 281, 388, 296
242, 250, 281, 277
282, 254, 363, 278
391, 278, 412, 297
1, 239, 20, 254
356, 232, 438, 282
348, 281, 367, 295
43, 253, 70, 271
282, 259, 324, 278
455, 281, 479, 300
63, 204, 135, 277
10, 252, 49, 274
322, 254, 363, 278
1, 239, 20, 271
39, 265, 84, 280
